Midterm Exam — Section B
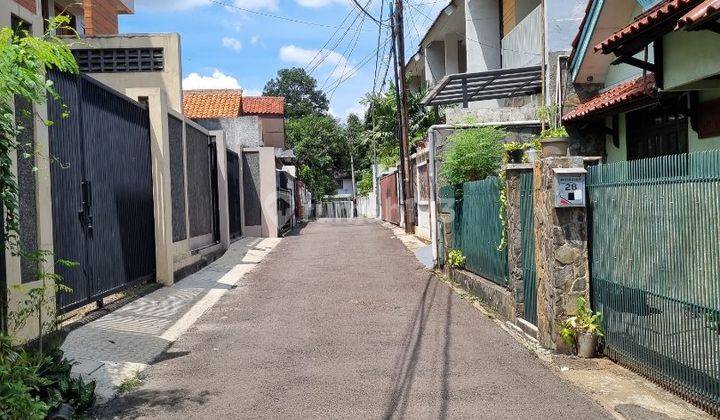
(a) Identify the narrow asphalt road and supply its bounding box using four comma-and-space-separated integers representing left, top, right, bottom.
99, 219, 611, 419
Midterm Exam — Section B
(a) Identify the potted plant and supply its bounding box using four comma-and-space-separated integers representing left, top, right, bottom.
538, 105, 570, 157
524, 138, 541, 163
504, 142, 526, 164
559, 297, 604, 358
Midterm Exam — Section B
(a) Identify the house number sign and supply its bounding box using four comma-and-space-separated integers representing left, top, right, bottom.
553, 168, 587, 208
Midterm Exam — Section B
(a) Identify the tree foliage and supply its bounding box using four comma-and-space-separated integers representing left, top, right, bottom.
440, 126, 507, 185
361, 84, 440, 167
0, 17, 77, 247
263, 67, 329, 119
286, 114, 348, 198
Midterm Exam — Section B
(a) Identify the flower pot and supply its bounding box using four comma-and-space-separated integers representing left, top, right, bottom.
540, 137, 569, 157
526, 148, 539, 163
577, 332, 598, 358
507, 149, 525, 164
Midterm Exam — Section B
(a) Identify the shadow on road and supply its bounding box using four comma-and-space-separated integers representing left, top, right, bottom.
95, 388, 217, 418
383, 275, 454, 419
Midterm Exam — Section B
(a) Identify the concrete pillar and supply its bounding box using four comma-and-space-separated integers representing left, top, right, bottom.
533, 156, 590, 353
464, 0, 501, 73
424, 41, 446, 85
211, 131, 230, 249
444, 34, 460, 75
504, 164, 534, 317
126, 88, 174, 286
258, 147, 279, 238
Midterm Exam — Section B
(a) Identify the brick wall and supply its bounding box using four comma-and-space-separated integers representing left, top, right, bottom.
13, 0, 37, 13
83, 0, 119, 35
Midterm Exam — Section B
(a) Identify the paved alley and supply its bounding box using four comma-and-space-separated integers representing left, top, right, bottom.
99, 220, 611, 419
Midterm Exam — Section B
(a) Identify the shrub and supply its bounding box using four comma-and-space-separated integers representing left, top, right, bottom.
447, 249, 467, 269
441, 126, 506, 185
356, 169, 373, 197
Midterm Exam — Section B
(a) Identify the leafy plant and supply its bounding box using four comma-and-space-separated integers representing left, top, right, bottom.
503, 141, 526, 152
356, 169, 373, 197
0, 335, 96, 419
559, 297, 604, 347
116, 373, 142, 394
440, 126, 506, 185
447, 249, 467, 269
537, 105, 568, 139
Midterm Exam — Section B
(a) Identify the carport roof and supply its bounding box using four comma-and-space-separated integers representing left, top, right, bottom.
421, 66, 542, 107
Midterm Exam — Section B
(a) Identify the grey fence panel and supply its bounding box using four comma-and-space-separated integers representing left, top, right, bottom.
227, 150, 242, 238
185, 123, 214, 239
15, 96, 38, 284
242, 152, 261, 227
169, 115, 187, 242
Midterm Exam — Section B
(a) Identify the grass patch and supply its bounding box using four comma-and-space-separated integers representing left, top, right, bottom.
116, 373, 143, 394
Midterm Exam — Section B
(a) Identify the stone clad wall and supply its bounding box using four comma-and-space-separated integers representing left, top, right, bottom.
533, 156, 590, 352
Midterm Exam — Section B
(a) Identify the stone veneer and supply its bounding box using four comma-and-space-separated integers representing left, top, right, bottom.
533, 156, 590, 353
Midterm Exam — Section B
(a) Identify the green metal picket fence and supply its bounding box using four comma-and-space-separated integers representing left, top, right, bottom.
520, 173, 538, 326
437, 185, 455, 268
587, 151, 720, 415
452, 178, 508, 286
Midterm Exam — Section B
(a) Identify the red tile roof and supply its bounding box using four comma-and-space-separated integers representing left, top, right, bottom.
595, 0, 701, 54
563, 74, 657, 122
241, 97, 285, 116
183, 90, 242, 119
677, 0, 720, 29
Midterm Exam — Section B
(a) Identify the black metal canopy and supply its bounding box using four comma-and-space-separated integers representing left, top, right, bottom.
422, 65, 543, 107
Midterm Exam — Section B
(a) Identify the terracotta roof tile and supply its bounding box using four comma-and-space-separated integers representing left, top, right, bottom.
595, 0, 701, 54
183, 90, 242, 119
241, 96, 285, 116
677, 0, 720, 29
563, 74, 657, 122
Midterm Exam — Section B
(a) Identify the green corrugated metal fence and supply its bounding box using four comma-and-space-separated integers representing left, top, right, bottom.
588, 151, 720, 415
452, 178, 508, 286
437, 185, 455, 267
520, 173, 538, 326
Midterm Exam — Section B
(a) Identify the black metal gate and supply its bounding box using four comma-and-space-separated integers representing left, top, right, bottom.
226, 150, 242, 239
48, 71, 155, 312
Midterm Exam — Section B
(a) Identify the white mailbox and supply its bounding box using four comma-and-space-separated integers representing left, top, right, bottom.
553, 168, 587, 208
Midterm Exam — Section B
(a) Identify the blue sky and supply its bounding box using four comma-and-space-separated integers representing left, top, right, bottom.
120, 0, 445, 121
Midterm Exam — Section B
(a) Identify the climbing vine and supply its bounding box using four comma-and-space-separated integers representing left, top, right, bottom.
0, 16, 77, 251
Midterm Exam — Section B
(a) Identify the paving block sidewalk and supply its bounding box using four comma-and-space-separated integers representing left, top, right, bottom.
61, 237, 281, 403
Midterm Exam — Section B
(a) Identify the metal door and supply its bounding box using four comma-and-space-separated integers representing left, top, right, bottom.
48, 72, 155, 312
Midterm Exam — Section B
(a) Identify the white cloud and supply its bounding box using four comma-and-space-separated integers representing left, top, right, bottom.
222, 37, 243, 52
295, 0, 348, 8
182, 70, 241, 90
279, 45, 356, 80
250, 35, 260, 44
331, 103, 367, 122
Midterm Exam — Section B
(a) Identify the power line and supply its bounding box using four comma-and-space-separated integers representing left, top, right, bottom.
303, 7, 359, 72
210, 0, 340, 28
350, 0, 390, 26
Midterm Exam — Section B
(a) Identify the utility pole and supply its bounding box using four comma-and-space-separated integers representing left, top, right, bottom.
391, 0, 415, 234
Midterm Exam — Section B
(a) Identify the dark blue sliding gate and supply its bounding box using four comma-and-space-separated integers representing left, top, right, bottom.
48, 71, 155, 312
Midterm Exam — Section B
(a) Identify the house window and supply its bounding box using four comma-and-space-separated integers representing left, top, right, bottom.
337, 180, 344, 190
626, 105, 688, 161
73, 48, 165, 73
54, 5, 78, 36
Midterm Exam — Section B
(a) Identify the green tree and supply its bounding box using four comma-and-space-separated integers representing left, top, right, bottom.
361, 84, 439, 167
263, 67, 329, 119
286, 114, 348, 198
